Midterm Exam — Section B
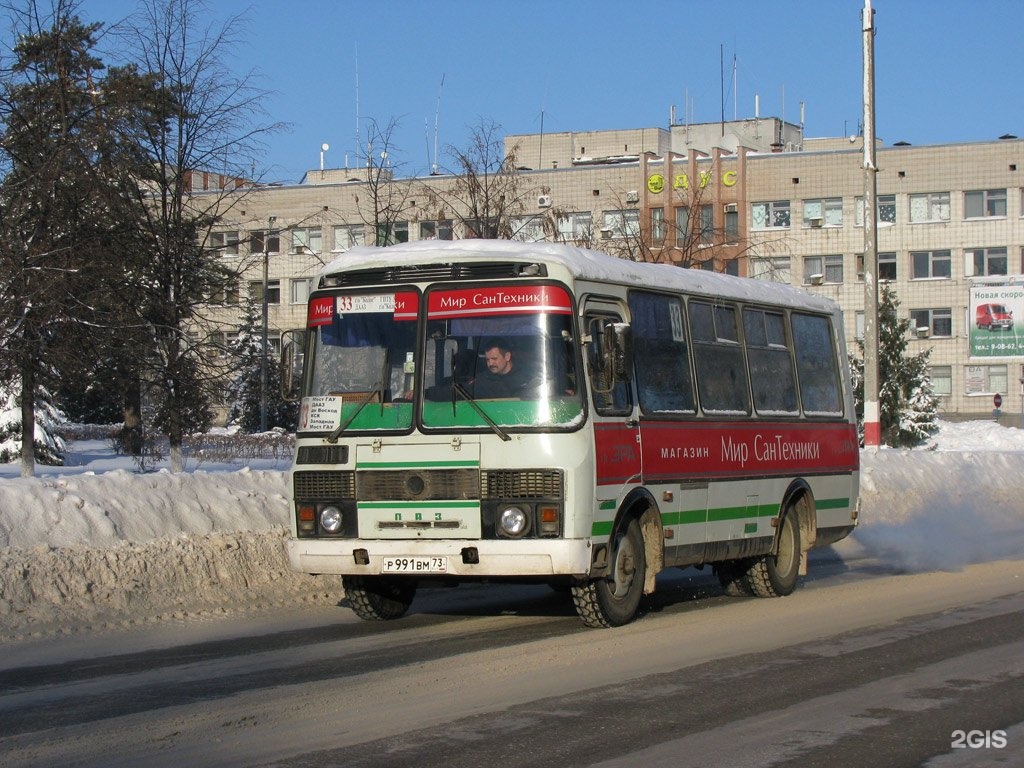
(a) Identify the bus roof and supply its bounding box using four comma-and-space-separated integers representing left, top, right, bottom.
320, 240, 839, 314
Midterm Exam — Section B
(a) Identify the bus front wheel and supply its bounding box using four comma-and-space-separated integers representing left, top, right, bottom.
572, 517, 646, 628
343, 575, 417, 620
745, 512, 800, 598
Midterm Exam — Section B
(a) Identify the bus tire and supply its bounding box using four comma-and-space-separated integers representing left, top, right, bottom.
715, 559, 754, 596
745, 512, 800, 598
571, 517, 646, 628
343, 576, 416, 620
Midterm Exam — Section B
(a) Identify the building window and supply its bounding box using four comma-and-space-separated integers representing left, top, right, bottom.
724, 206, 739, 242
964, 188, 1007, 218
929, 365, 952, 396
699, 205, 714, 244
803, 254, 843, 284
674, 206, 689, 245
855, 194, 896, 226
556, 211, 592, 243
290, 278, 313, 305
379, 221, 409, 244
602, 209, 640, 239
911, 249, 951, 279
909, 192, 950, 223
966, 247, 1008, 276
210, 230, 240, 255
750, 257, 791, 283
909, 308, 952, 338
855, 310, 865, 340
803, 197, 842, 227
510, 215, 545, 242
752, 200, 791, 229
965, 364, 1007, 395
249, 279, 280, 305
651, 207, 665, 244
210, 279, 239, 306
334, 224, 365, 251
856, 251, 897, 281
420, 219, 453, 240
249, 229, 280, 255
291, 227, 322, 254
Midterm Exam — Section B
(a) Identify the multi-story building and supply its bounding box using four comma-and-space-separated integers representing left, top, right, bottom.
203, 118, 1024, 421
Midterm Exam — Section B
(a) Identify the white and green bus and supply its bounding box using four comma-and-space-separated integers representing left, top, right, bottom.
283, 240, 860, 628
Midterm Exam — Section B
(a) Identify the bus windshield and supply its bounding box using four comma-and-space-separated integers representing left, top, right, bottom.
302, 291, 419, 433
420, 284, 583, 430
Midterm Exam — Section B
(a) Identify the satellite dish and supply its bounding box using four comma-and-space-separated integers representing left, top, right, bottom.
321, 143, 330, 152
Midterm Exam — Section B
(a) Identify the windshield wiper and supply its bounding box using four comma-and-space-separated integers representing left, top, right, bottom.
327, 385, 383, 443
452, 381, 511, 442
327, 349, 391, 443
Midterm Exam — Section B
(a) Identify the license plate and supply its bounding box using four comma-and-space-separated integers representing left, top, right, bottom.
381, 556, 448, 574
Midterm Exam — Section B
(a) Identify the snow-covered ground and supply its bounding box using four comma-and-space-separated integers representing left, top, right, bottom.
1, 420, 1023, 642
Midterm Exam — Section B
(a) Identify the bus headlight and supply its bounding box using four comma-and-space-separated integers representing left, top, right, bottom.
498, 505, 531, 538
320, 505, 343, 534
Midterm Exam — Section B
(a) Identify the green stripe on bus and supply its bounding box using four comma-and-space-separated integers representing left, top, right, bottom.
592, 497, 851, 539
599, 500, 617, 511
358, 501, 480, 509
816, 497, 850, 510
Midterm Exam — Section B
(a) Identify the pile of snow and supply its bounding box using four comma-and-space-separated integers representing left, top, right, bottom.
1, 421, 1024, 641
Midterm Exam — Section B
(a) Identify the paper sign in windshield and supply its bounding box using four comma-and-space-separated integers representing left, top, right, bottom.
299, 396, 343, 432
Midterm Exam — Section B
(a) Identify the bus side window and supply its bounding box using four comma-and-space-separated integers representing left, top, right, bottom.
628, 291, 695, 415
689, 300, 751, 415
586, 315, 631, 415
792, 313, 843, 415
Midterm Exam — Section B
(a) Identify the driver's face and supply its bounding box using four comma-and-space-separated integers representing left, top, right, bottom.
484, 347, 511, 375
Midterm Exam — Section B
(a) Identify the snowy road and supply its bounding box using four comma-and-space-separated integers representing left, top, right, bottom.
1, 551, 1023, 767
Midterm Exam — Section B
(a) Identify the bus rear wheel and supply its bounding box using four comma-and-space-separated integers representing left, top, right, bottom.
572, 517, 646, 628
745, 512, 800, 598
343, 576, 417, 620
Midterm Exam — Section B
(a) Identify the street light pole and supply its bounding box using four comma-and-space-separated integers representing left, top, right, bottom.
861, 0, 881, 447
260, 215, 275, 433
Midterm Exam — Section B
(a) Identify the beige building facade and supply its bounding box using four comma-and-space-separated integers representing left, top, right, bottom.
203, 118, 1024, 421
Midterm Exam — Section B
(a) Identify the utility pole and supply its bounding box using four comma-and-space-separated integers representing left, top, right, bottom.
260, 215, 276, 433
861, 0, 881, 447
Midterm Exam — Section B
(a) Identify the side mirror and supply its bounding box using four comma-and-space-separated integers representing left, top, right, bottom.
280, 328, 307, 401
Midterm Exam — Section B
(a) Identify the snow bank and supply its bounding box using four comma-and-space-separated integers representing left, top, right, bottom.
1, 420, 1023, 641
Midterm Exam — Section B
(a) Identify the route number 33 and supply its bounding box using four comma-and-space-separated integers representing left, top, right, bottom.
951, 730, 1007, 749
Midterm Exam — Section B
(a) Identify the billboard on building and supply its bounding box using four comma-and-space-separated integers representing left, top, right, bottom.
969, 284, 1024, 358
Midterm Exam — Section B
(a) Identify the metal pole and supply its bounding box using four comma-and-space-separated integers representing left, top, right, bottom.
260, 216, 274, 432
861, 0, 881, 447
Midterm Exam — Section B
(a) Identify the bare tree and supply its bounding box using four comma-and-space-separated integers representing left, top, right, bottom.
115, 0, 281, 471
351, 117, 413, 246
424, 118, 531, 239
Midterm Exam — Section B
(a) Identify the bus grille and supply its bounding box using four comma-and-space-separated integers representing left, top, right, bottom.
482, 470, 563, 499
323, 261, 547, 287
356, 469, 480, 501
293, 470, 355, 500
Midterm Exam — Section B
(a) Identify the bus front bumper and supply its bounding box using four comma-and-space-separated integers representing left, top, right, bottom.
286, 537, 595, 578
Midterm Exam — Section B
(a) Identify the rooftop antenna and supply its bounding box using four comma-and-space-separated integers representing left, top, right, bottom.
320, 143, 329, 173
354, 43, 360, 161
432, 73, 445, 174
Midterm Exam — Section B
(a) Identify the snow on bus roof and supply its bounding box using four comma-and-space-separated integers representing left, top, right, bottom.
320, 240, 838, 313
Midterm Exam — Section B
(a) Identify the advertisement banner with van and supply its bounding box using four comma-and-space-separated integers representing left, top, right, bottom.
969, 286, 1024, 357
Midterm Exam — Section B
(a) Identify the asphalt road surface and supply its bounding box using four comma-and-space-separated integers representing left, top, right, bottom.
1, 551, 1023, 768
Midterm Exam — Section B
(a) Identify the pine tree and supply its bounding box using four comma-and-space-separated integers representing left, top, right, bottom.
0, 381, 66, 465
226, 298, 295, 433
850, 285, 940, 447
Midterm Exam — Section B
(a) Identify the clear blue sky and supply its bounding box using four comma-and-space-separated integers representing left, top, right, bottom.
68, 0, 1024, 183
